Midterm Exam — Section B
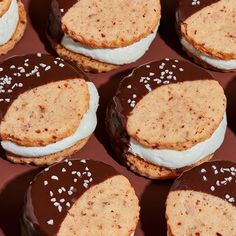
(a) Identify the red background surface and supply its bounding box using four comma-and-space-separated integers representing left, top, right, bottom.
0, 0, 235, 235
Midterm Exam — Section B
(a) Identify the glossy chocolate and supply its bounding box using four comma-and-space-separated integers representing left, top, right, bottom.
171, 160, 236, 207
177, 0, 219, 22
0, 53, 87, 121
55, 0, 77, 16
23, 159, 120, 235
113, 58, 213, 126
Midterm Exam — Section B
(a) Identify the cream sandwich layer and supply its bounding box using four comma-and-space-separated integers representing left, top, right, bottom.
1, 82, 99, 157
0, 0, 19, 45
181, 37, 236, 70
128, 113, 227, 169
61, 26, 159, 65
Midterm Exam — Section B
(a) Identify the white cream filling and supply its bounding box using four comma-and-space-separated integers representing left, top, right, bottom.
61, 26, 159, 65
128, 113, 227, 169
0, 0, 19, 45
181, 37, 236, 70
1, 82, 99, 157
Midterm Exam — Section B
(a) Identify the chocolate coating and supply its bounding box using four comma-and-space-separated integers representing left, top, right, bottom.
113, 58, 213, 126
171, 160, 236, 207
177, 0, 219, 22
56, 0, 77, 16
0, 53, 87, 121
23, 159, 120, 235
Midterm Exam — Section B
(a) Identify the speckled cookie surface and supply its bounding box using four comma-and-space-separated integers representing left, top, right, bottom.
166, 160, 236, 235
0, 0, 11, 17
22, 159, 140, 235
58, 0, 161, 48
113, 59, 226, 150
0, 0, 27, 55
177, 0, 236, 60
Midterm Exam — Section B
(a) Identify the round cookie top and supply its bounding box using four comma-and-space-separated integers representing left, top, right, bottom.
54, 0, 161, 48
113, 59, 226, 150
24, 159, 120, 235
0, 54, 89, 146
177, 0, 236, 59
171, 160, 236, 207
0, 0, 11, 18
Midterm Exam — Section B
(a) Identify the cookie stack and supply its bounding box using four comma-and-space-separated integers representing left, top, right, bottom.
0, 0, 26, 54
0, 54, 99, 165
48, 0, 161, 72
106, 59, 227, 179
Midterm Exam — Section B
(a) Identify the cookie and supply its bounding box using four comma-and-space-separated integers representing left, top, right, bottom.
176, 0, 236, 71
166, 160, 236, 236
0, 54, 99, 165
22, 159, 140, 236
106, 58, 227, 179
0, 0, 27, 55
48, 0, 161, 73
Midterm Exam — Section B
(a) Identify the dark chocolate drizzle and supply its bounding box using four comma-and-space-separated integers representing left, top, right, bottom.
177, 0, 219, 22
0, 53, 87, 122
113, 58, 213, 126
23, 159, 120, 235
171, 161, 236, 207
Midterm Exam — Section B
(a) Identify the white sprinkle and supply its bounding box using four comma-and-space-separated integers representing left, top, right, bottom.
74, 178, 77, 183
10, 65, 16, 69
172, 65, 176, 68
225, 194, 230, 199
45, 66, 51, 71
145, 84, 152, 92
89, 178, 93, 182
216, 180, 220, 186
85, 167, 89, 171
58, 189, 63, 194
47, 219, 54, 225
127, 85, 132, 89
51, 198, 56, 202
83, 183, 88, 188
210, 186, 215, 191
0, 67, 3, 72
175, 59, 179, 62
165, 58, 170, 61
44, 180, 48, 186
214, 170, 219, 174
37, 53, 42, 57
133, 94, 137, 98
77, 172, 81, 177
62, 168, 66, 172
149, 72, 155, 76
40, 63, 46, 68
49, 191, 53, 197
59, 63, 65, 68
87, 172, 92, 177
179, 68, 184, 72
203, 176, 207, 181
212, 165, 217, 170
146, 65, 150, 68
80, 159, 86, 163
72, 171, 77, 175
68, 161, 72, 166
44, 167, 49, 172
54, 202, 60, 207
61, 187, 66, 192
201, 168, 206, 173
51, 175, 59, 181
58, 205, 62, 212
84, 180, 90, 183
60, 198, 65, 203
60, 8, 64, 12
68, 190, 73, 195
66, 202, 71, 207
